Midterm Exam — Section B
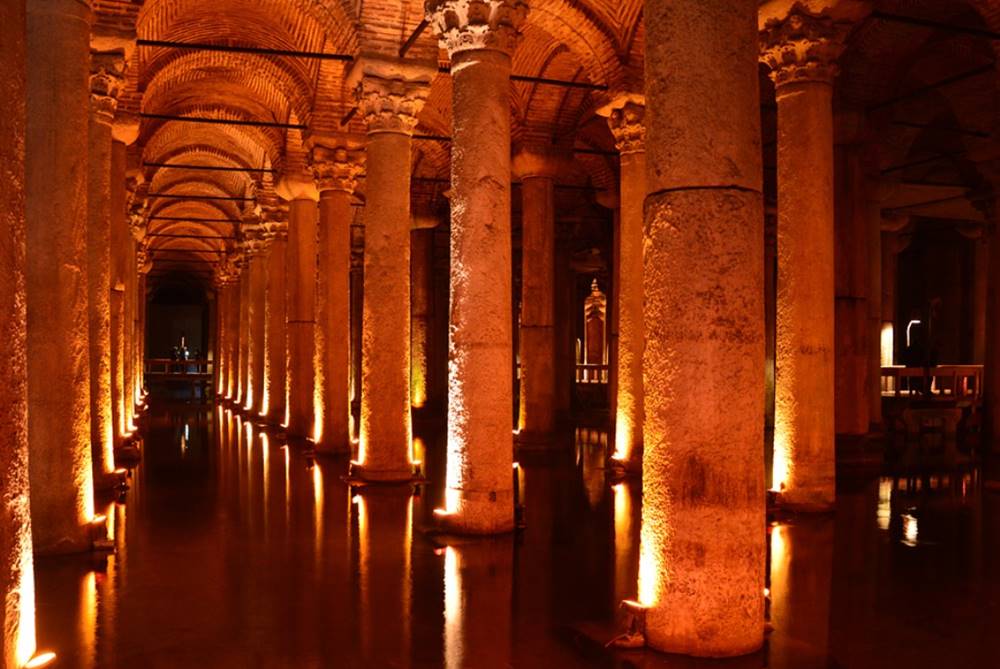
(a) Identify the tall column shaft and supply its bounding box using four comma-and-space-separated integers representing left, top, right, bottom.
0, 0, 37, 663
227, 273, 240, 399
426, 0, 523, 530
357, 131, 413, 478
87, 52, 124, 485
763, 9, 847, 511
266, 231, 288, 424
866, 187, 883, 425
286, 197, 317, 438
237, 264, 251, 406
315, 183, 354, 453
410, 226, 433, 411
517, 174, 556, 440
110, 139, 128, 445
136, 272, 147, 401
26, 0, 96, 553
248, 253, 267, 412
215, 283, 228, 398
640, 0, 765, 655
600, 99, 646, 470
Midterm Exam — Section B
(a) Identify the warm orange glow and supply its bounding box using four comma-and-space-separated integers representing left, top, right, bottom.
80, 570, 96, 665
15, 535, 37, 668
313, 463, 324, 566
443, 545, 463, 669
612, 410, 633, 462
637, 511, 663, 607
23, 652, 56, 669
613, 482, 635, 604
771, 430, 791, 493
769, 523, 789, 630
313, 384, 324, 444
902, 513, 918, 547
877, 477, 892, 531
412, 437, 426, 467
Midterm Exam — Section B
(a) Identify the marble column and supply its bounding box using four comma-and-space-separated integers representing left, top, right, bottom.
240, 225, 268, 414
427, 0, 525, 532
0, 1, 37, 663
410, 215, 438, 412
347, 57, 432, 481
26, 0, 97, 554
262, 205, 288, 425
311, 142, 361, 453
279, 179, 319, 438
237, 238, 252, 407
223, 253, 242, 400
598, 97, 645, 472
86, 49, 126, 487
110, 119, 138, 447
214, 275, 229, 398
136, 255, 150, 406
125, 191, 146, 423
640, 0, 764, 656
512, 146, 562, 443
762, 8, 848, 511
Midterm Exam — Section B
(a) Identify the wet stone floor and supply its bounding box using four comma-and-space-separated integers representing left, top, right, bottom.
33, 402, 1000, 668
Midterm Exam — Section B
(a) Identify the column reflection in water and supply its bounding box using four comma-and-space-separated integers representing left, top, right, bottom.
313, 461, 324, 569
350, 487, 414, 665
768, 518, 834, 668
612, 482, 639, 612
576, 428, 607, 510
443, 538, 514, 669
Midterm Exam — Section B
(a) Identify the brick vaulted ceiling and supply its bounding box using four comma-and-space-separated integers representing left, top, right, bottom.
93, 0, 1000, 281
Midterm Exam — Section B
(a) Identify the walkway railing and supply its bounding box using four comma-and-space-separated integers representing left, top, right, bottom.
880, 365, 983, 402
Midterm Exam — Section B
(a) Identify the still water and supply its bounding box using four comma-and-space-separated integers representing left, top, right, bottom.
33, 403, 1000, 667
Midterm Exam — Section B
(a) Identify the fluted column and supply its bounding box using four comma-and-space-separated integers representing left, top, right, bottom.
1, 1, 37, 664
26, 0, 97, 554
640, 0, 764, 655
279, 177, 319, 438
512, 146, 562, 443
347, 57, 432, 480
110, 119, 138, 448
427, 0, 526, 532
599, 97, 645, 473
261, 203, 288, 424
86, 48, 126, 486
311, 142, 362, 453
762, 8, 849, 511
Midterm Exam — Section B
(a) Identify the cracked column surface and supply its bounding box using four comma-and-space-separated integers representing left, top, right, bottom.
262, 203, 288, 426
26, 0, 96, 554
640, 0, 764, 656
282, 182, 319, 439
599, 97, 645, 473
1, 0, 38, 664
512, 146, 560, 444
312, 142, 361, 454
87, 49, 127, 487
348, 57, 431, 481
427, 0, 526, 532
762, 6, 849, 511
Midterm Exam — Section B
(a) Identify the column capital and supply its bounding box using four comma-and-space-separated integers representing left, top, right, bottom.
425, 0, 529, 57
597, 94, 645, 155
112, 111, 140, 145
136, 245, 153, 275
309, 143, 365, 194
259, 199, 290, 240
90, 50, 127, 123
347, 56, 434, 135
760, 8, 850, 87
128, 193, 149, 243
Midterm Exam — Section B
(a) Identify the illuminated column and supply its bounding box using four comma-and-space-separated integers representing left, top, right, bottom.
598, 97, 645, 472
427, 0, 525, 532
761, 8, 848, 511
640, 0, 764, 656
347, 57, 431, 480
280, 177, 319, 439
86, 49, 126, 486
240, 225, 268, 413
136, 254, 151, 402
262, 204, 288, 425
125, 191, 147, 422
410, 215, 438, 411
26, 0, 96, 553
237, 234, 252, 407
110, 119, 138, 445
213, 275, 229, 398
880, 223, 909, 365
222, 252, 242, 400
311, 142, 361, 453
0, 2, 38, 663
512, 146, 562, 443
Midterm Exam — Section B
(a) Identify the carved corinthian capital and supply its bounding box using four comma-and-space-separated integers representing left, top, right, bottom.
425, 0, 528, 57
598, 95, 645, 155
348, 56, 434, 135
90, 50, 127, 122
259, 198, 290, 241
310, 144, 364, 194
760, 7, 849, 87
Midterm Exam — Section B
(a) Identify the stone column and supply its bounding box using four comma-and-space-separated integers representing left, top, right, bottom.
427, 0, 526, 532
640, 0, 764, 656
214, 275, 229, 398
311, 142, 361, 453
110, 119, 138, 447
866, 172, 883, 426
236, 238, 252, 407
261, 204, 288, 425
279, 178, 319, 438
136, 254, 150, 405
1, 1, 37, 663
26, 0, 97, 554
512, 146, 563, 443
598, 97, 645, 472
411, 215, 438, 411
125, 192, 147, 424
240, 224, 268, 414
87, 48, 126, 487
346, 57, 432, 481
223, 252, 242, 400
833, 125, 870, 437
762, 8, 848, 511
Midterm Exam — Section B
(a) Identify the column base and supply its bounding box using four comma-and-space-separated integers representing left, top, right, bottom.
606, 454, 642, 482
94, 468, 128, 492
347, 460, 420, 484
433, 488, 516, 535
773, 491, 835, 514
